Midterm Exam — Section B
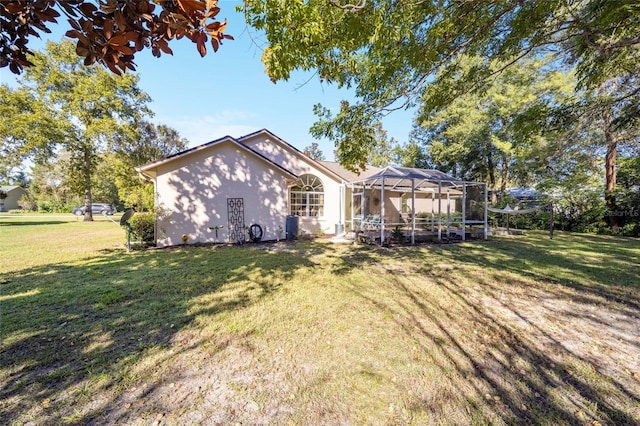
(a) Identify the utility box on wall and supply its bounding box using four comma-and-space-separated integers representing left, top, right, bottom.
286, 215, 299, 240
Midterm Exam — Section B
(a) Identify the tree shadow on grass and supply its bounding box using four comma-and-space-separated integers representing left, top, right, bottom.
3, 234, 638, 424
350, 268, 637, 424
0, 244, 316, 424
329, 235, 640, 424
449, 233, 640, 309
0, 220, 70, 226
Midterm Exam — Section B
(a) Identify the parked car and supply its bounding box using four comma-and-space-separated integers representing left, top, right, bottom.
72, 203, 116, 216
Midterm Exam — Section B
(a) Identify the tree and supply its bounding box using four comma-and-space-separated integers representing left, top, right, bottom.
28, 155, 81, 212
303, 142, 325, 161
615, 155, 640, 236
111, 120, 189, 210
241, 0, 640, 169
392, 139, 430, 169
8, 170, 30, 188
577, 82, 640, 229
411, 55, 589, 202
365, 122, 397, 168
1, 0, 232, 75
310, 104, 397, 170
2, 40, 152, 221
1, 85, 63, 173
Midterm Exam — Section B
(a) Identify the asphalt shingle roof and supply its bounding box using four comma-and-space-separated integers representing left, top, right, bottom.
318, 161, 382, 183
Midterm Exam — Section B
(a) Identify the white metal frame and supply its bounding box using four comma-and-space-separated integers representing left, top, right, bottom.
346, 167, 488, 244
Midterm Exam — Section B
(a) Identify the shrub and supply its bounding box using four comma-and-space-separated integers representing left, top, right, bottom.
127, 212, 155, 244
620, 222, 640, 237
17, 194, 37, 211
36, 199, 75, 213
610, 189, 640, 236
554, 190, 607, 233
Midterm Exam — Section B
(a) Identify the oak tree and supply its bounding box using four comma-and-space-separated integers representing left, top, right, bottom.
1, 40, 152, 221
412, 55, 584, 201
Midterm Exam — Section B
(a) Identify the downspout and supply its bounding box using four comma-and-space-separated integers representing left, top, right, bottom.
446, 189, 451, 237
361, 184, 365, 221
136, 168, 157, 246
350, 183, 354, 235
338, 182, 344, 235
431, 191, 435, 232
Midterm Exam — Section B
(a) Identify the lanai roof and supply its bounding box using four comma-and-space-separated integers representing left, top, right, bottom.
351, 166, 482, 190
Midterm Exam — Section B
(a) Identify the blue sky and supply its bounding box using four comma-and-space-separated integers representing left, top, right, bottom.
0, 2, 415, 161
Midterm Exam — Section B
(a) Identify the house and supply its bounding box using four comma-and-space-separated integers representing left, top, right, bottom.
137, 129, 487, 247
0, 186, 28, 212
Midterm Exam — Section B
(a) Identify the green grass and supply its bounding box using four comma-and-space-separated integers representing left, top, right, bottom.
1, 215, 639, 425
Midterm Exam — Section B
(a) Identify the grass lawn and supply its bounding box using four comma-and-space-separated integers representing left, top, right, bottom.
1, 215, 639, 425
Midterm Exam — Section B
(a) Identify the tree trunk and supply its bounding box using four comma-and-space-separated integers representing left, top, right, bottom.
487, 152, 497, 204
500, 155, 509, 197
604, 120, 618, 230
83, 146, 93, 222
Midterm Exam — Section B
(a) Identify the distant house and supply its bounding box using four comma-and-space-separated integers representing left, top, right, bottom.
137, 129, 487, 247
0, 186, 28, 212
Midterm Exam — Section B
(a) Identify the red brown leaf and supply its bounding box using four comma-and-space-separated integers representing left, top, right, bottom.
108, 35, 129, 46
78, 2, 98, 16
3, 3, 24, 14
104, 20, 113, 39
197, 38, 207, 57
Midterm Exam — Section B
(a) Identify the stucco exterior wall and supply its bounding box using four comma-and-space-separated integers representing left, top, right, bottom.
153, 141, 290, 247
241, 133, 344, 235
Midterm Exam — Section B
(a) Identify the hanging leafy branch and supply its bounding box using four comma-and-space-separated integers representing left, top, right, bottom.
1, 0, 233, 75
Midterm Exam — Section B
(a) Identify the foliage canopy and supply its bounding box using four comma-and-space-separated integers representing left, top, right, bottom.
242, 0, 640, 168
1, 0, 232, 75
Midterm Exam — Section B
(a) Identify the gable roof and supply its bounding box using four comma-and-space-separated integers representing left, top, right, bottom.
136, 128, 393, 185
236, 129, 347, 183
0, 185, 25, 193
136, 135, 297, 179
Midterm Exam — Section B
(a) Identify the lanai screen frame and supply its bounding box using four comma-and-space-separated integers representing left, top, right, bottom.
348, 166, 488, 243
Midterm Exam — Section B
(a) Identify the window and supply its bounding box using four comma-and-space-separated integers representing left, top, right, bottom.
290, 174, 324, 217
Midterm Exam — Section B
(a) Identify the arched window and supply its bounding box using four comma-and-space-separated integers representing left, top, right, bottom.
290, 174, 324, 217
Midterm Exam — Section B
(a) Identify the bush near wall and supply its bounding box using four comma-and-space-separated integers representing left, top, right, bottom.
128, 212, 155, 244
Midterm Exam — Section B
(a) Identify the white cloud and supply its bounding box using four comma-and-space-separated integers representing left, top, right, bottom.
156, 110, 259, 148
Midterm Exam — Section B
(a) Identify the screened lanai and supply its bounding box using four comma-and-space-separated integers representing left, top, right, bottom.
347, 166, 488, 244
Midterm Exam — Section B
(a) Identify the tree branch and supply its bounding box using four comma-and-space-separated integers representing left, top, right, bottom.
328, 0, 367, 12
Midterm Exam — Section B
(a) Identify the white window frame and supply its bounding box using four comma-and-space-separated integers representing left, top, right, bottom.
290, 174, 324, 217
